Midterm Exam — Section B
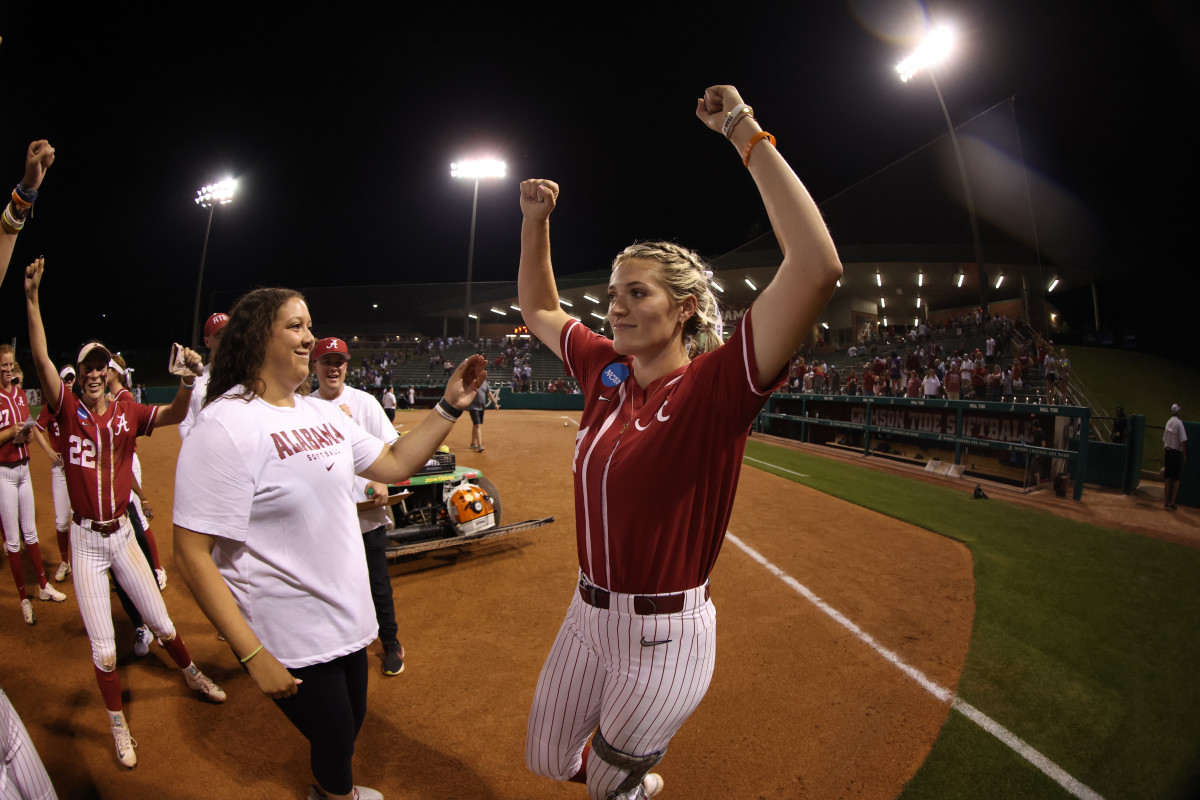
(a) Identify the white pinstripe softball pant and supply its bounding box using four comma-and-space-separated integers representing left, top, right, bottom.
526, 584, 716, 799
49, 466, 69, 534
71, 520, 175, 672
0, 686, 56, 800
0, 463, 38, 552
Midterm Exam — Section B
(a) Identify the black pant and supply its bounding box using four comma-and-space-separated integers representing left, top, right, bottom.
362, 526, 398, 648
274, 648, 368, 795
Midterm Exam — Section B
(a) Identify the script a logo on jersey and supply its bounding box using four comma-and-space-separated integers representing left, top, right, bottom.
269, 423, 345, 461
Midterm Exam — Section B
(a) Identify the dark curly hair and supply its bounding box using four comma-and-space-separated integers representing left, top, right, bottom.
206, 287, 311, 406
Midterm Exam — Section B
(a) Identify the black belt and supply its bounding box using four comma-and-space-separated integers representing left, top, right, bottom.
73, 513, 123, 536
578, 580, 710, 615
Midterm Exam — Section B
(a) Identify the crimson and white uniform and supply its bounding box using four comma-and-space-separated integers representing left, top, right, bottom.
526, 309, 781, 799
50, 385, 175, 671
0, 385, 38, 553
0, 686, 56, 800
33, 407, 71, 536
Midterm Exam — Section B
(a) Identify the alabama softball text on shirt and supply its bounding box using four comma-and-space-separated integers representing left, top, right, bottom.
268, 423, 346, 460
560, 306, 784, 595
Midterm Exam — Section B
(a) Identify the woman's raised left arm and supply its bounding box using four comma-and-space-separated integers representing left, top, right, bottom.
695, 85, 842, 388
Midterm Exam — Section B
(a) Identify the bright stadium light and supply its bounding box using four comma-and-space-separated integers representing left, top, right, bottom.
490, 308, 507, 316
510, 304, 521, 311
191, 176, 238, 349
917, 296, 922, 308
880, 297, 886, 309
711, 280, 724, 293
995, 273, 1004, 289
1048, 278, 1059, 292
957, 271, 965, 288
590, 312, 605, 320
450, 159, 507, 179
899, 23, 988, 316
918, 270, 924, 287
452, 157, 507, 337
896, 25, 955, 83
745, 278, 758, 290
559, 298, 573, 308
583, 294, 600, 303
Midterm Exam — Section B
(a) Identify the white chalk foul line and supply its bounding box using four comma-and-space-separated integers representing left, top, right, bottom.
725, 532, 1105, 800
744, 455, 808, 477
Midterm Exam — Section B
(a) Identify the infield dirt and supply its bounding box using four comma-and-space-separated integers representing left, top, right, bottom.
2, 409, 975, 799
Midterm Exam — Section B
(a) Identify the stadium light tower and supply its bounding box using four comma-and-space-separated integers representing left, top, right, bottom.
897, 25, 988, 313
451, 158, 506, 338
192, 178, 237, 350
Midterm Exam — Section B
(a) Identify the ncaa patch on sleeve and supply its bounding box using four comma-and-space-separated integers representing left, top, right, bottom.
601, 362, 629, 387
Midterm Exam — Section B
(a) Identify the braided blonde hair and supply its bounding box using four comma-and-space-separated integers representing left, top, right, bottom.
612, 242, 724, 358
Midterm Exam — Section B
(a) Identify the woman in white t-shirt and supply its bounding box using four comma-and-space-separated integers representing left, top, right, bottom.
173, 287, 484, 800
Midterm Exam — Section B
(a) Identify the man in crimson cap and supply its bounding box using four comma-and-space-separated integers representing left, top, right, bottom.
178, 313, 229, 440
311, 336, 407, 676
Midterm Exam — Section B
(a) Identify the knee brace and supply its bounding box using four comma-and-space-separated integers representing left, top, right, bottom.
591, 727, 666, 800
92, 646, 118, 673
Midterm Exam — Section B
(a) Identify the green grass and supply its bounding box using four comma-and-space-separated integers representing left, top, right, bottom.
1067, 346, 1200, 475
744, 438, 1200, 800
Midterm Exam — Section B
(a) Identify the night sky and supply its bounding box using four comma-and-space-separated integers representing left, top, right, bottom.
1, 1, 1195, 358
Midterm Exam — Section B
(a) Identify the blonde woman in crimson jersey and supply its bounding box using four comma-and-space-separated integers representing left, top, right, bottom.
23, 257, 226, 770
517, 85, 842, 800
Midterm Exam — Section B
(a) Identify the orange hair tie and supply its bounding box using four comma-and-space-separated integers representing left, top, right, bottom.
742, 131, 777, 167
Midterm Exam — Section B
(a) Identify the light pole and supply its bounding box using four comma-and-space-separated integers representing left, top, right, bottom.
898, 25, 988, 313
451, 158, 506, 339
192, 178, 237, 349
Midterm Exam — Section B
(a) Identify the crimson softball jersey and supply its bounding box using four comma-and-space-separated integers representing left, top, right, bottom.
0, 385, 31, 463
49, 384, 156, 522
560, 306, 784, 595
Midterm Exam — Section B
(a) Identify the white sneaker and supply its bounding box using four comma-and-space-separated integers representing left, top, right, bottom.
38, 584, 67, 602
54, 561, 71, 582
155, 568, 167, 590
306, 786, 383, 800
112, 723, 138, 768
20, 598, 35, 625
643, 773, 664, 798
133, 626, 151, 657
184, 665, 226, 703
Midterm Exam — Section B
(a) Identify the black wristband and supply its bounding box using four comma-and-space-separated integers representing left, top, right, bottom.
436, 398, 463, 419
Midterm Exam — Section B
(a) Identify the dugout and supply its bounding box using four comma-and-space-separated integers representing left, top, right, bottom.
757, 394, 1095, 500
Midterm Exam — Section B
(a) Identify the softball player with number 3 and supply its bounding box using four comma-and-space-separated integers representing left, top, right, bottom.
1, 343, 67, 625
517, 85, 842, 799
23, 257, 226, 770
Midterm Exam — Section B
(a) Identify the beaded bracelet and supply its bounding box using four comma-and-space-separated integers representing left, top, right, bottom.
240, 644, 264, 664
435, 398, 463, 422
722, 103, 754, 138
742, 131, 777, 167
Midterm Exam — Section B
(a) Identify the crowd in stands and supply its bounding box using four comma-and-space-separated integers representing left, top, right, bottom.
783, 313, 1079, 405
